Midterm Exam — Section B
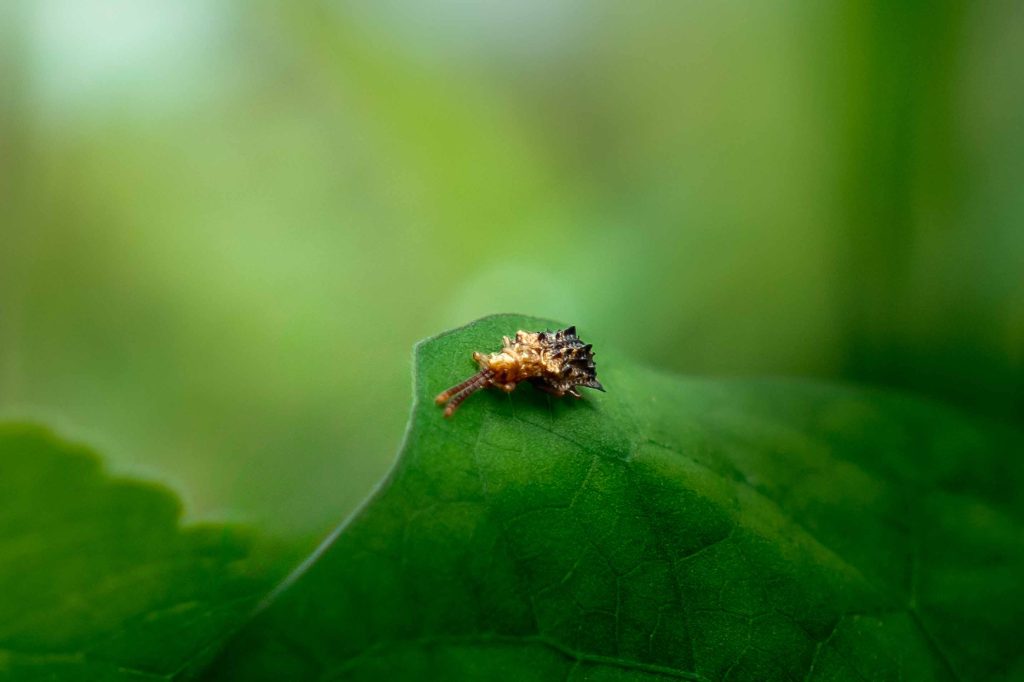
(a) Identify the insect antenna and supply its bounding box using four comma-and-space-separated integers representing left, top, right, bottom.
435, 370, 488, 405
435, 370, 493, 417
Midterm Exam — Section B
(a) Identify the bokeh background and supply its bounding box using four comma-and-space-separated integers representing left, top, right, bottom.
2, 1, 1021, 537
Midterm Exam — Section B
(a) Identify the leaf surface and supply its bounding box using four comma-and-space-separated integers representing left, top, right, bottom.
208, 314, 1024, 680
16, 313, 1020, 681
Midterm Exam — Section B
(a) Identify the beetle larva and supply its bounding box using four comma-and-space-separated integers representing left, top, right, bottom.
435, 326, 604, 418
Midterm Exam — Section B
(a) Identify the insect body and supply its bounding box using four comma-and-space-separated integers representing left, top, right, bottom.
435, 326, 604, 417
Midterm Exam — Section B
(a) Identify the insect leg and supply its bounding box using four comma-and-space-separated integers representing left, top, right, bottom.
532, 383, 565, 398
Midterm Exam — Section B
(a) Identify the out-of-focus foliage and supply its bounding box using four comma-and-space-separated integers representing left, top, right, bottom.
1, 1, 1021, 534
0, 423, 286, 680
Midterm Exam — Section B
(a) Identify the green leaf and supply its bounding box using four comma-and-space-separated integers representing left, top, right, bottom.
0, 424, 285, 681
202, 314, 1024, 681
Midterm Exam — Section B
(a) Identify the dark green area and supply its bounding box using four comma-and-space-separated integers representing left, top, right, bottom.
203, 315, 1024, 681
0, 424, 287, 681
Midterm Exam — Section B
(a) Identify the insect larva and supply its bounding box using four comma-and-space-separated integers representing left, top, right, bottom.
435, 326, 604, 418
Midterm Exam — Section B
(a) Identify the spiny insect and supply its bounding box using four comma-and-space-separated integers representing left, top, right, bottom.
435, 326, 604, 418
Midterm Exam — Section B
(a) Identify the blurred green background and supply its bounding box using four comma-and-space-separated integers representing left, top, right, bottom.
2, 1, 1021, 537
